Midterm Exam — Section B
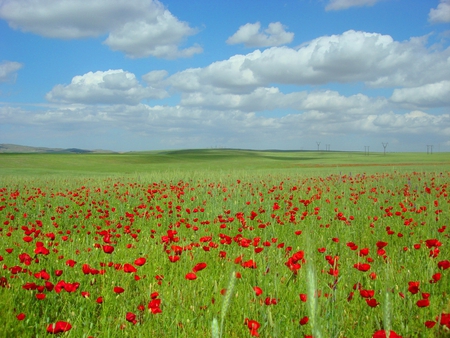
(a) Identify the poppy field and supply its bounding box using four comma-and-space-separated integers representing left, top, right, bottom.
1, 164, 449, 337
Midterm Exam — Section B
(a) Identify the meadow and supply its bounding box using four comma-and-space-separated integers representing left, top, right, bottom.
0, 149, 449, 337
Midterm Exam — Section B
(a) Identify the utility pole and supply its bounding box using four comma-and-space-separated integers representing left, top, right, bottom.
382, 142, 388, 155
316, 142, 321, 151
325, 144, 330, 151
427, 145, 433, 154
364, 146, 369, 156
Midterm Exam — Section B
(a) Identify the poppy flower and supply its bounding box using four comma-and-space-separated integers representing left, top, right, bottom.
417, 299, 430, 307
134, 257, 146, 266
168, 255, 180, 263
299, 293, 307, 302
438, 260, 450, 270
123, 263, 137, 273
360, 289, 375, 298
16, 313, 26, 320
253, 286, 263, 296
372, 329, 402, 338
437, 313, 450, 329
366, 298, 379, 307
36, 293, 46, 300
113, 286, 125, 294
192, 262, 207, 272
245, 318, 260, 337
407, 281, 420, 294
185, 272, 197, 280
126, 312, 137, 324
102, 245, 115, 254
299, 316, 309, 325
354, 263, 371, 272
47, 321, 72, 334
424, 321, 436, 328
65, 259, 76, 267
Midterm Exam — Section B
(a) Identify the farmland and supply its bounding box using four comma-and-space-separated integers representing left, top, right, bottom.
0, 150, 449, 337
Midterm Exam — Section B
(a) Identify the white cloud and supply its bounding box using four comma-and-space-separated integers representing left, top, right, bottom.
0, 0, 201, 59
325, 0, 383, 11
226, 22, 294, 47
429, 0, 450, 24
103, 9, 202, 59
46, 69, 168, 105
371, 110, 450, 135
0, 60, 23, 82
2, 103, 449, 151
390, 81, 450, 108
169, 30, 450, 92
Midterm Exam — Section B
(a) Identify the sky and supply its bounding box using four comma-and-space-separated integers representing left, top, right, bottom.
1, 0, 450, 152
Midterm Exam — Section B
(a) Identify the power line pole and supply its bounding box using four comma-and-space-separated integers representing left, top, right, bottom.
316, 142, 321, 151
364, 146, 369, 156
427, 145, 433, 154
382, 142, 388, 155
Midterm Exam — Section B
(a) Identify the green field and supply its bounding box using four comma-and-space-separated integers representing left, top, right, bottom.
1, 150, 449, 337
1, 149, 449, 177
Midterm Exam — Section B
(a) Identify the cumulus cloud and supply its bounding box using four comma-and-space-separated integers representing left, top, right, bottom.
0, 60, 23, 82
179, 86, 387, 115
226, 22, 294, 47
429, 0, 450, 24
46, 69, 168, 105
169, 30, 450, 92
325, 0, 383, 11
390, 81, 450, 108
0, 0, 201, 59
2, 102, 449, 151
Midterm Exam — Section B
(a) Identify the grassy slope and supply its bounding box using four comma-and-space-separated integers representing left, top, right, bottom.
0, 149, 449, 176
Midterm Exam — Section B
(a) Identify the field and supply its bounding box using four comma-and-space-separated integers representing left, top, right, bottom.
0, 150, 449, 337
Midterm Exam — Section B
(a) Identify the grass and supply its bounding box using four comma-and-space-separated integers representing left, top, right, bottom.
0, 150, 449, 337
0, 149, 449, 176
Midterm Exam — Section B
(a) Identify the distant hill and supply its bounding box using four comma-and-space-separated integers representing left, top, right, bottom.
0, 144, 115, 154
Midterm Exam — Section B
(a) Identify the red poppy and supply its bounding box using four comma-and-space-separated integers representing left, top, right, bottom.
126, 312, 137, 324
366, 298, 379, 307
134, 257, 146, 266
354, 263, 371, 272
123, 263, 137, 273
253, 286, 263, 296
242, 259, 257, 269
185, 272, 197, 280
102, 245, 115, 254
36, 293, 46, 300
245, 318, 260, 337
16, 313, 26, 320
360, 289, 375, 298
424, 321, 436, 328
299, 316, 309, 325
407, 281, 420, 294
437, 313, 450, 329
113, 286, 125, 294
47, 321, 72, 334
192, 262, 207, 272
65, 259, 76, 267
372, 329, 402, 338
438, 260, 450, 270
417, 299, 430, 307
168, 255, 180, 263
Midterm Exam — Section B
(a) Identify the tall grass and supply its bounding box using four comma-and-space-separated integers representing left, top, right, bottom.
0, 163, 449, 337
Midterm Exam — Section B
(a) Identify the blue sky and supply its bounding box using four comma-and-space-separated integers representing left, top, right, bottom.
1, 0, 449, 152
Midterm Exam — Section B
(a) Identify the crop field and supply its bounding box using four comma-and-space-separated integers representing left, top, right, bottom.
0, 150, 449, 337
